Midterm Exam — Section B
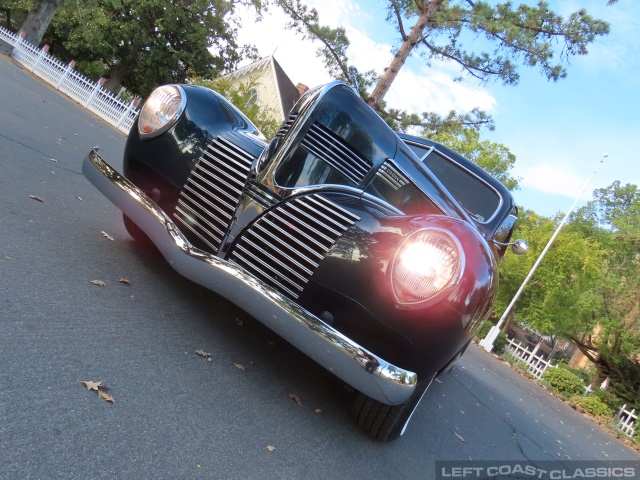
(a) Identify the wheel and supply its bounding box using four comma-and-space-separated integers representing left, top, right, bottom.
123, 213, 157, 251
351, 377, 434, 442
439, 340, 471, 375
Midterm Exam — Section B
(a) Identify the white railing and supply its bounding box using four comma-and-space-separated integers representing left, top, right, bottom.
0, 26, 139, 134
505, 337, 554, 380
615, 404, 637, 437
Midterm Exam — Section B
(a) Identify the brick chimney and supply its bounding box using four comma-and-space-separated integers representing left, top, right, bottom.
296, 83, 309, 97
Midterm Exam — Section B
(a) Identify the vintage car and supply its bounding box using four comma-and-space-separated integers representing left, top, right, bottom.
83, 81, 526, 441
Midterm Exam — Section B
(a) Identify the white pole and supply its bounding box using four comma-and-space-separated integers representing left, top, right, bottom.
480, 154, 608, 352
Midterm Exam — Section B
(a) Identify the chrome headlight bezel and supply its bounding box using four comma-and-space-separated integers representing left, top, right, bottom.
391, 228, 464, 306
138, 85, 187, 140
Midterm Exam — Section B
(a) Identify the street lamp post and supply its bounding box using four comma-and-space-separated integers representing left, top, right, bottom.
479, 154, 608, 353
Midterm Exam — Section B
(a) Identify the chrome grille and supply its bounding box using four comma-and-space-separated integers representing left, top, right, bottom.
275, 113, 298, 138
230, 194, 360, 299
376, 162, 409, 190
245, 181, 280, 210
174, 137, 254, 253
301, 122, 372, 185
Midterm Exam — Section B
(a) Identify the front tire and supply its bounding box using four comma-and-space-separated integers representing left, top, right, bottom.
123, 213, 157, 251
351, 377, 434, 442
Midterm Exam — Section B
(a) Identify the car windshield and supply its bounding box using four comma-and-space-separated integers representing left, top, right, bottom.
405, 142, 502, 223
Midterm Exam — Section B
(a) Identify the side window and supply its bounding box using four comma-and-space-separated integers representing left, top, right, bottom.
365, 163, 442, 216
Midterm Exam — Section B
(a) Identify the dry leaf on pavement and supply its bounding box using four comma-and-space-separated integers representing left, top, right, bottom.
195, 349, 211, 358
453, 431, 465, 443
90, 280, 107, 286
266, 445, 276, 452
98, 390, 115, 403
233, 362, 245, 371
288, 393, 302, 406
101, 231, 115, 241
29, 195, 44, 202
79, 380, 104, 391
119, 278, 132, 285
315, 408, 322, 414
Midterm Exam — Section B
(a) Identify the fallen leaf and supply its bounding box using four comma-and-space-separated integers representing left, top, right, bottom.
50, 158, 57, 163
266, 445, 276, 452
233, 362, 245, 371
453, 431, 465, 443
506, 413, 512, 421
76, 196, 82, 201
98, 390, 115, 403
235, 318, 243, 327
208, 358, 212, 362
101, 231, 115, 241
4, 256, 11, 260
119, 278, 132, 285
79, 380, 103, 391
90, 280, 107, 286
195, 349, 211, 358
288, 393, 301, 406
29, 195, 44, 202
315, 408, 322, 414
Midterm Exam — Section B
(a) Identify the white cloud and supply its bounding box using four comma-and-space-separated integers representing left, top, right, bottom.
234, 1, 497, 116
517, 162, 588, 197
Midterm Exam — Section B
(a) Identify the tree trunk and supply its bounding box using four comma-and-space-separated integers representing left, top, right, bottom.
366, 0, 445, 110
19, 0, 64, 46
104, 66, 127, 93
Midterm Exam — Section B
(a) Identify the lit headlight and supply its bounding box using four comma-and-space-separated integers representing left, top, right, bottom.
391, 228, 463, 305
138, 85, 186, 139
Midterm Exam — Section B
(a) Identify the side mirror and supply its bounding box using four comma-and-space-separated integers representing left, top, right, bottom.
493, 238, 529, 255
511, 239, 529, 255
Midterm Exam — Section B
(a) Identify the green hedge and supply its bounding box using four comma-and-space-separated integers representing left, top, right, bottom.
542, 366, 585, 398
575, 395, 613, 419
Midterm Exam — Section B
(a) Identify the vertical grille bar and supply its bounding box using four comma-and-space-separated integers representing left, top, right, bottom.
173, 137, 255, 253
230, 194, 360, 299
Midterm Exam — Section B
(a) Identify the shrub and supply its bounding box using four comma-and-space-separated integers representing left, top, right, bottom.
575, 395, 613, 419
591, 388, 623, 411
474, 320, 492, 341
494, 331, 508, 354
556, 363, 591, 385
542, 367, 585, 398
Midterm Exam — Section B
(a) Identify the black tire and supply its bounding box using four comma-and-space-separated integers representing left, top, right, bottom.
351, 378, 433, 442
123, 213, 157, 251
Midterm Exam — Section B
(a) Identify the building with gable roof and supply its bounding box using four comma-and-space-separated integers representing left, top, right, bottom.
225, 56, 308, 121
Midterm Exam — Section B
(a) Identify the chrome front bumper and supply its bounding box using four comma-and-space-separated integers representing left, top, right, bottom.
82, 149, 417, 405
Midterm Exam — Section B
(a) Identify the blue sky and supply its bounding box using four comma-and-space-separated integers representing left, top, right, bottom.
236, 0, 640, 218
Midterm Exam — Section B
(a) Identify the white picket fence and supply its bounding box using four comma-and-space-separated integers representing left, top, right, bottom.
0, 26, 139, 134
615, 404, 637, 437
505, 337, 555, 379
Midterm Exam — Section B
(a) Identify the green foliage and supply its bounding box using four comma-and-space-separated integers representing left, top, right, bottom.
503, 351, 531, 374
575, 395, 613, 419
542, 367, 585, 398
495, 331, 508, 355
556, 363, 591, 385
43, 0, 262, 95
590, 388, 623, 412
474, 320, 492, 340
189, 76, 280, 140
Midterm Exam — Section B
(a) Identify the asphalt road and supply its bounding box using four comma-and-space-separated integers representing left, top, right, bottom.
1, 47, 639, 479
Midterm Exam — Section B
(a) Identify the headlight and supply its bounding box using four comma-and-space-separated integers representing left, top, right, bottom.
391, 228, 464, 305
138, 85, 186, 139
